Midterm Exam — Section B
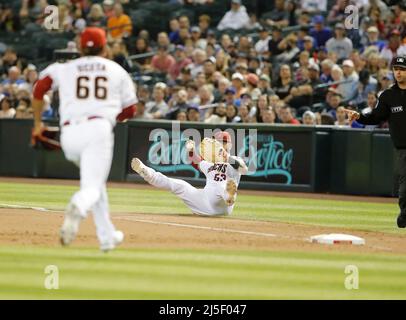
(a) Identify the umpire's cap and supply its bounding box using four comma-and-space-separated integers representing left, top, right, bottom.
80, 27, 107, 49
391, 56, 406, 69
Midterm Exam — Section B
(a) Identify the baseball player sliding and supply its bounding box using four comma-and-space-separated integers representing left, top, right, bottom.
31, 27, 138, 251
131, 131, 248, 216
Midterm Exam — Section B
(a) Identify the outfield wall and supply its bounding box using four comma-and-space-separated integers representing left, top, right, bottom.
0, 119, 397, 196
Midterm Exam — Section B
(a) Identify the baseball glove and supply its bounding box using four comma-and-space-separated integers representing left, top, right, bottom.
199, 137, 226, 163
31, 126, 61, 150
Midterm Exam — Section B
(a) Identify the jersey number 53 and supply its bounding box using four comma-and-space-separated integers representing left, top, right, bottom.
214, 173, 226, 182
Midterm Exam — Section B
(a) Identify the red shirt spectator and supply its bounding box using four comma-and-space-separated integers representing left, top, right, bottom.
151, 46, 176, 73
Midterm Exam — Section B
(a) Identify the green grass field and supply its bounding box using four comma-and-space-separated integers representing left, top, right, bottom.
0, 181, 405, 300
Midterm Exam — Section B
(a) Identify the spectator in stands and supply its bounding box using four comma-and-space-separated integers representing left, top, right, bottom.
261, 107, 276, 124
145, 85, 169, 119
205, 103, 227, 124
246, 73, 261, 101
320, 59, 334, 83
0, 2, 20, 32
214, 49, 230, 74
0, 47, 21, 76
294, 51, 310, 82
255, 94, 268, 122
178, 15, 190, 31
226, 103, 238, 123
102, 0, 115, 19
107, 3, 132, 39
175, 66, 191, 86
169, 45, 192, 81
189, 48, 206, 78
137, 84, 151, 102
0, 95, 15, 119
323, 91, 342, 119
237, 36, 252, 56
246, 12, 261, 30
2, 66, 25, 87
87, 3, 107, 28
351, 69, 378, 108
217, 0, 249, 31
376, 68, 393, 93
309, 15, 333, 48
151, 45, 176, 74
14, 97, 31, 119
20, 64, 38, 93
166, 89, 189, 120
302, 110, 317, 125
134, 100, 151, 120
187, 104, 201, 122
380, 29, 406, 64
231, 72, 247, 99
186, 83, 200, 105
334, 106, 350, 127
280, 106, 300, 125
263, 0, 289, 28
169, 18, 180, 44
326, 23, 353, 61
258, 74, 274, 96
175, 110, 187, 121
273, 64, 296, 101
340, 59, 359, 102
234, 103, 251, 123
190, 26, 207, 50
198, 15, 211, 38
255, 26, 271, 56
197, 84, 214, 110
276, 33, 300, 64
203, 57, 216, 84
56, 3, 73, 32
110, 41, 131, 72
132, 37, 152, 70
363, 26, 386, 52
268, 26, 284, 62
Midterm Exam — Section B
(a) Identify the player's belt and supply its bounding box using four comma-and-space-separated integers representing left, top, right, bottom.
62, 116, 103, 126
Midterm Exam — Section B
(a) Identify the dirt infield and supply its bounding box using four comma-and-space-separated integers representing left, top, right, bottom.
0, 177, 402, 254
0, 208, 405, 254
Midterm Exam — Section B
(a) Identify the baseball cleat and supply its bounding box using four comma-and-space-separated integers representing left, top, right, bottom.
225, 179, 237, 206
100, 230, 124, 252
131, 158, 151, 180
60, 203, 83, 246
397, 213, 406, 228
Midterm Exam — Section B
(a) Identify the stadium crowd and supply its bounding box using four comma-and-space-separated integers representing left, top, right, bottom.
0, 0, 406, 128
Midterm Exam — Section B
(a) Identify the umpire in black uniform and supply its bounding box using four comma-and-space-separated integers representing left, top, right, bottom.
345, 55, 406, 228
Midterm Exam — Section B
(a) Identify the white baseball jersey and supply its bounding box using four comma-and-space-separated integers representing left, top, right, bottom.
39, 56, 137, 126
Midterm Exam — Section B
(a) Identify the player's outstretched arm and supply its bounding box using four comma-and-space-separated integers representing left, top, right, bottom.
186, 139, 202, 170
228, 156, 249, 175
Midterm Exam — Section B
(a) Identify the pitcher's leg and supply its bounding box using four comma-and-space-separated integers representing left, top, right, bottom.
71, 132, 114, 217
92, 186, 116, 245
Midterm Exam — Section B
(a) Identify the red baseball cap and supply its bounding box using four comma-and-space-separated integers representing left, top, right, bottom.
214, 131, 231, 143
80, 27, 107, 49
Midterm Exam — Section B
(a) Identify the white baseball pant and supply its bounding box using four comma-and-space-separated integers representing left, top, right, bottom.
141, 166, 234, 216
60, 118, 117, 246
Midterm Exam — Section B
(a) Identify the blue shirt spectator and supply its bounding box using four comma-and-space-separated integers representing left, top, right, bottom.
309, 15, 333, 48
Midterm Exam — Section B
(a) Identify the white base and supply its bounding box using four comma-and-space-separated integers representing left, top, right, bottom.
310, 233, 365, 245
